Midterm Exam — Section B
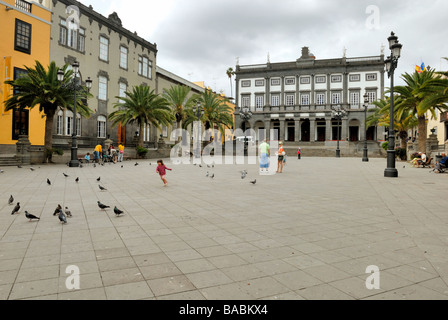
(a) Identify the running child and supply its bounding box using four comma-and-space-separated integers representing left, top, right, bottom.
156, 160, 172, 187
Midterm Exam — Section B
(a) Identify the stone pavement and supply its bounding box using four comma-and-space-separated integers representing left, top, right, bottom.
0, 156, 448, 300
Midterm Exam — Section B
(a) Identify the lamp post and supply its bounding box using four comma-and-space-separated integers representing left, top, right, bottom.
192, 100, 204, 158
362, 93, 370, 162
239, 107, 253, 156
57, 61, 92, 168
384, 32, 403, 178
332, 105, 347, 158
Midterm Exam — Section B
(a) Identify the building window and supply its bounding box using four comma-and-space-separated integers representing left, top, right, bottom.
349, 74, 360, 82
98, 76, 108, 101
366, 73, 377, 81
271, 94, 280, 107
118, 82, 127, 103
99, 36, 109, 61
316, 93, 326, 105
350, 92, 360, 107
301, 93, 310, 106
285, 78, 296, 85
300, 77, 311, 84
97, 115, 107, 138
255, 79, 265, 87
56, 111, 63, 135
331, 92, 342, 104
255, 95, 264, 109
316, 76, 326, 84
65, 111, 73, 136
78, 28, 85, 52
241, 95, 250, 108
120, 46, 128, 69
162, 126, 168, 138
241, 80, 251, 87
59, 19, 67, 45
285, 94, 295, 106
271, 78, 281, 86
331, 75, 342, 83
138, 56, 152, 79
15, 19, 32, 54
366, 91, 377, 104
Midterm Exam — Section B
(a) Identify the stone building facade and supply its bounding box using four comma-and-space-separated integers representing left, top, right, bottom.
49, 0, 158, 149
234, 47, 387, 153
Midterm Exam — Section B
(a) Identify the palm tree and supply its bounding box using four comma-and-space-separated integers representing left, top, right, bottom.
4, 61, 92, 154
197, 89, 234, 140
226, 67, 235, 98
393, 68, 448, 154
370, 98, 418, 150
162, 85, 197, 142
109, 85, 173, 148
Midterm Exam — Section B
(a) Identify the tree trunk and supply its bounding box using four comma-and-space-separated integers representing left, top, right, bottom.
418, 116, 427, 154
138, 122, 145, 148
44, 111, 55, 151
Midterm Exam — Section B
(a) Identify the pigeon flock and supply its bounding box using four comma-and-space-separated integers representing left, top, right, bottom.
3, 158, 262, 227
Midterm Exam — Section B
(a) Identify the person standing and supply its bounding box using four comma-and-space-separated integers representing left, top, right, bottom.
298, 147, 301, 160
118, 143, 125, 162
276, 142, 286, 173
259, 139, 270, 173
156, 160, 172, 187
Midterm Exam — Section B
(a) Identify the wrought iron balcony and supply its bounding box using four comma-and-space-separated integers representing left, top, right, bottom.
15, 0, 32, 13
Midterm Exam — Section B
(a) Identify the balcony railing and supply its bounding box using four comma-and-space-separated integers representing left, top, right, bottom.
15, 0, 32, 13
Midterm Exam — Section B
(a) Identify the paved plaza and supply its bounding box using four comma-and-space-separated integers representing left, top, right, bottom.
1, 156, 448, 300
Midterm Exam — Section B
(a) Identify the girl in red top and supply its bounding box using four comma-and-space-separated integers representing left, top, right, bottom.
156, 160, 172, 187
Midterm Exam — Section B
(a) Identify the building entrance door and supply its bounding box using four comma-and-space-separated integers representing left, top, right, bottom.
287, 126, 295, 142
301, 120, 310, 142
349, 127, 359, 142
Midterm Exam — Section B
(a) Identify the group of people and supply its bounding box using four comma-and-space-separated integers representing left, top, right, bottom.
84, 143, 125, 164
258, 140, 302, 174
410, 151, 447, 173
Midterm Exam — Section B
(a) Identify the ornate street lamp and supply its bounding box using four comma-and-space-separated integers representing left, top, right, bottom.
362, 93, 370, 162
57, 61, 92, 168
239, 107, 253, 156
384, 32, 403, 178
192, 100, 204, 158
332, 105, 347, 158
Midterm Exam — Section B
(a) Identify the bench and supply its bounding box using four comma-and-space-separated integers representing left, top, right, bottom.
418, 157, 432, 168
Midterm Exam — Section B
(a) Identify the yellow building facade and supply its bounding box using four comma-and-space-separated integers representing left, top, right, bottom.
0, 0, 51, 148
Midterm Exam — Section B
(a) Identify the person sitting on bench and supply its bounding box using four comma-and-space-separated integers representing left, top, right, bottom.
434, 153, 448, 173
417, 152, 427, 167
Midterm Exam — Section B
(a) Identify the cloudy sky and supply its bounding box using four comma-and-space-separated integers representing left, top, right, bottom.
80, 0, 448, 97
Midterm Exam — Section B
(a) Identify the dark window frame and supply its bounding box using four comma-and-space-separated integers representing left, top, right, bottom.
14, 18, 32, 54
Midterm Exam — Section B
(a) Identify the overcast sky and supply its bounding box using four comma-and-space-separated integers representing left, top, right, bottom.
80, 0, 448, 98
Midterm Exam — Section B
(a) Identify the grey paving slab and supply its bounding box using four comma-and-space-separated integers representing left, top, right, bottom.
1, 157, 448, 300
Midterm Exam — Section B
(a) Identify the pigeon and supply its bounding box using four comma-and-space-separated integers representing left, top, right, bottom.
65, 207, 72, 218
11, 202, 20, 215
75, 177, 79, 183
25, 211, 40, 221
135, 162, 139, 166
30, 167, 35, 171
58, 211, 67, 224
241, 172, 247, 179
18, 165, 22, 168
8, 195, 14, 205
199, 165, 202, 168
63, 173, 69, 178
114, 206, 124, 216
206, 172, 209, 177
47, 178, 51, 186
97, 177, 101, 182
210, 174, 215, 179
53, 204, 62, 216
80, 164, 84, 168
149, 163, 152, 166
99, 185, 107, 191
250, 179, 257, 185
207, 165, 211, 168
0, 169, 4, 174
121, 165, 124, 168
93, 163, 97, 168
97, 201, 110, 210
